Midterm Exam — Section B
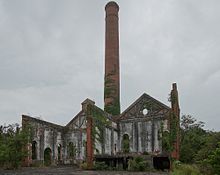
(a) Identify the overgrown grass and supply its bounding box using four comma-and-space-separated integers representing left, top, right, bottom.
171, 162, 201, 175
128, 156, 149, 172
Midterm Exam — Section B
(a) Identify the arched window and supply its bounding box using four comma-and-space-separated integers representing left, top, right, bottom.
32, 141, 37, 160
122, 134, 130, 153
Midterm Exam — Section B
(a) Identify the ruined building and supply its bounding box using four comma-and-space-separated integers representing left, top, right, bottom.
22, 1, 180, 168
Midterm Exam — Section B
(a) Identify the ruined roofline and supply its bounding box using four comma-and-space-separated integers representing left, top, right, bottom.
120, 93, 171, 118
66, 98, 115, 128
88, 104, 118, 130
65, 110, 84, 127
22, 114, 64, 130
89, 103, 115, 122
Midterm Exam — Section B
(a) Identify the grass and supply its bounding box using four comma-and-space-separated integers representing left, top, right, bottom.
171, 162, 201, 175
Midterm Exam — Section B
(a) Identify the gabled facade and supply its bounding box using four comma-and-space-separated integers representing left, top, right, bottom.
22, 1, 180, 168
118, 93, 170, 154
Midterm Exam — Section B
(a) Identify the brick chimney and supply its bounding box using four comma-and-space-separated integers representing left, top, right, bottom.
104, 1, 120, 115
170, 83, 180, 160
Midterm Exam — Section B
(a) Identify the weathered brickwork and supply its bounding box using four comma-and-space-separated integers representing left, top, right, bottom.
104, 2, 120, 115
22, 1, 180, 168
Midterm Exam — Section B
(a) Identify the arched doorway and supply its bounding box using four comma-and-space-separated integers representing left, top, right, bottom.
32, 141, 37, 160
44, 147, 52, 166
122, 134, 130, 153
68, 142, 76, 158
58, 144, 62, 161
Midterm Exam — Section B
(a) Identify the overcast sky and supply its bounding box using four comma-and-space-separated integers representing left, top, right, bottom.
0, 0, 220, 131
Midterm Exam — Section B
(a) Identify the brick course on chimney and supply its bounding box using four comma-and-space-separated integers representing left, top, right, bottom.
104, 1, 120, 115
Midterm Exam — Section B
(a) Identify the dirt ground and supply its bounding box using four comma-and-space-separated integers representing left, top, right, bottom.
0, 166, 169, 175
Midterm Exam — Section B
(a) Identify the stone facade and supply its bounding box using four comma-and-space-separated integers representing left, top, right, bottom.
118, 93, 170, 154
22, 1, 180, 167
22, 91, 177, 166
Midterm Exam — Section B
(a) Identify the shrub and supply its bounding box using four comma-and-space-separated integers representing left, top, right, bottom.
94, 161, 109, 170
80, 162, 88, 170
0, 124, 31, 169
172, 163, 200, 175
128, 156, 149, 171
204, 142, 220, 175
143, 151, 149, 155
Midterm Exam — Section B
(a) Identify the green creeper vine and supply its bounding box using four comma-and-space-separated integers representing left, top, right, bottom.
104, 70, 120, 115
87, 104, 111, 154
161, 113, 178, 153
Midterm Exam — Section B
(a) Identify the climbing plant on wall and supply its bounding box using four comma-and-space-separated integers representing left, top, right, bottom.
68, 142, 77, 159
161, 112, 178, 153
122, 134, 130, 153
87, 104, 111, 153
104, 71, 120, 115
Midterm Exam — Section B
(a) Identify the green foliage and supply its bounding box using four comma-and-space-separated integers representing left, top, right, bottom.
87, 105, 111, 153
179, 115, 207, 163
180, 127, 206, 163
178, 115, 220, 174
94, 161, 109, 170
202, 142, 220, 175
122, 134, 130, 153
162, 130, 173, 152
143, 151, 149, 155
44, 148, 51, 166
68, 142, 77, 158
104, 98, 120, 116
195, 131, 220, 162
104, 72, 120, 115
0, 124, 31, 169
128, 156, 149, 171
161, 113, 178, 153
80, 162, 88, 170
171, 163, 200, 175
181, 115, 204, 131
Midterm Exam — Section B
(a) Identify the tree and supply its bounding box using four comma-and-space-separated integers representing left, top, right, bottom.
196, 132, 220, 174
181, 115, 204, 131
0, 124, 30, 169
179, 115, 206, 163
202, 142, 220, 175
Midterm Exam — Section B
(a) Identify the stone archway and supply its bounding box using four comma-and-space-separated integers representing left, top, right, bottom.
44, 147, 52, 166
122, 134, 130, 153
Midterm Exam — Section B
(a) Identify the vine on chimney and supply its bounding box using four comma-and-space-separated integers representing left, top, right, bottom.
104, 71, 120, 115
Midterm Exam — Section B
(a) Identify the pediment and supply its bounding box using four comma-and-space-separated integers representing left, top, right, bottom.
119, 93, 170, 120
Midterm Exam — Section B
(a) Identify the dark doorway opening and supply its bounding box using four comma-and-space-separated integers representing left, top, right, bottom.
58, 144, 62, 161
32, 141, 37, 160
44, 147, 52, 166
153, 156, 170, 171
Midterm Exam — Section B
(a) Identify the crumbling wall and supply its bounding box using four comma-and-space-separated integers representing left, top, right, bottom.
22, 115, 64, 165
65, 112, 87, 162
118, 93, 170, 154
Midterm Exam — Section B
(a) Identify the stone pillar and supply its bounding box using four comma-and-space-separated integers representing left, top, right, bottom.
21, 115, 32, 166
170, 83, 180, 160
83, 100, 95, 169
86, 115, 93, 169
104, 1, 120, 115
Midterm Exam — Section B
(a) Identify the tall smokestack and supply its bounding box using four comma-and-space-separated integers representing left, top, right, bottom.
170, 83, 180, 160
104, 1, 120, 115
